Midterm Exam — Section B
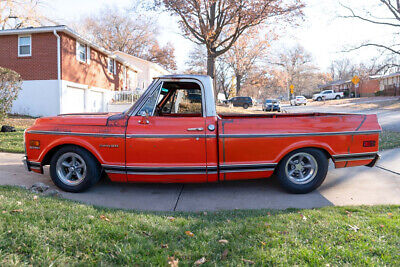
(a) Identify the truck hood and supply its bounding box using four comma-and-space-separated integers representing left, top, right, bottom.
33, 112, 119, 127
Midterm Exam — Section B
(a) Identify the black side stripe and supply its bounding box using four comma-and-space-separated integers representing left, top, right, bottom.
102, 164, 277, 174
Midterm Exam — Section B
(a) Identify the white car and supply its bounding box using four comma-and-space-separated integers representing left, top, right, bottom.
290, 96, 307, 106
312, 90, 344, 101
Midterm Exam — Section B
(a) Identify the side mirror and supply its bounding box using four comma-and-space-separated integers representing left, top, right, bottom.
139, 110, 150, 124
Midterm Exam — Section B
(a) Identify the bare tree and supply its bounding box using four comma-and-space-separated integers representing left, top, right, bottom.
329, 59, 357, 81
0, 0, 51, 29
221, 27, 271, 94
341, 1, 400, 61
81, 6, 177, 70
272, 45, 318, 97
159, 0, 304, 83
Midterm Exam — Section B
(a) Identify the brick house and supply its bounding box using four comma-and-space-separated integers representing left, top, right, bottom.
371, 72, 400, 96
0, 25, 138, 116
318, 77, 379, 97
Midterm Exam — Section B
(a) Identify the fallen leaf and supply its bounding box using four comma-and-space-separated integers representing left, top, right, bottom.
218, 239, 228, 244
221, 249, 229, 260
379, 224, 385, 228
2, 211, 6, 214
345, 211, 352, 217
194, 257, 206, 265
299, 214, 307, 221
100, 215, 110, 222
387, 212, 393, 218
167, 216, 176, 222
17, 201, 22, 205
348, 225, 359, 232
88, 215, 95, 219
11, 209, 23, 213
242, 259, 255, 264
33, 195, 38, 200
185, 231, 194, 237
260, 241, 266, 246
168, 256, 179, 267
161, 244, 168, 248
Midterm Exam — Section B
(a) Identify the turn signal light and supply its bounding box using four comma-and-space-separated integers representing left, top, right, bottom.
363, 140, 376, 147
29, 140, 40, 147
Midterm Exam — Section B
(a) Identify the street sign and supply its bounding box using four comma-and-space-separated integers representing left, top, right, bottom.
290, 84, 294, 94
352, 75, 360, 85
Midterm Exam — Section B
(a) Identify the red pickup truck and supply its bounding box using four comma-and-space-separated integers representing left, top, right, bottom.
23, 75, 381, 193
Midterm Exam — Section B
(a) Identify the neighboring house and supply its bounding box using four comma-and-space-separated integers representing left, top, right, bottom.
371, 72, 400, 96
113, 51, 170, 95
0, 25, 137, 117
318, 77, 379, 97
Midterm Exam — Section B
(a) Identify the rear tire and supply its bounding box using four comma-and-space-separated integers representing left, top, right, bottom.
335, 95, 340, 99
243, 103, 249, 109
50, 146, 101, 192
276, 148, 328, 194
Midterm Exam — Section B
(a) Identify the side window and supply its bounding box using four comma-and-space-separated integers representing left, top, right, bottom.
18, 36, 31, 57
137, 84, 161, 115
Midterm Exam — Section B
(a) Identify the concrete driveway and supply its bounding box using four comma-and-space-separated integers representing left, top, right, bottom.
0, 149, 399, 212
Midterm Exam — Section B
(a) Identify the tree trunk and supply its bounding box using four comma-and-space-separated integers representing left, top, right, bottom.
207, 51, 216, 92
236, 74, 242, 95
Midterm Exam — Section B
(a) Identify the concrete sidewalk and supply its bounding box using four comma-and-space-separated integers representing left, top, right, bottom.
0, 149, 399, 211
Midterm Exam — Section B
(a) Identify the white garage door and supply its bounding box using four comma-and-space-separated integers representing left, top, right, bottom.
87, 90, 104, 112
63, 86, 85, 114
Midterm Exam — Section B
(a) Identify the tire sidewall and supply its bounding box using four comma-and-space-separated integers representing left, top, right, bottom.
276, 148, 328, 194
50, 146, 101, 192
243, 103, 249, 109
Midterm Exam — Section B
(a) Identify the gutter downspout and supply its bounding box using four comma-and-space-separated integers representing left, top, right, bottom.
53, 30, 61, 114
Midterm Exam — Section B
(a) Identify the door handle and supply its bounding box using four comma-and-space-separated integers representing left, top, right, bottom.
187, 127, 204, 131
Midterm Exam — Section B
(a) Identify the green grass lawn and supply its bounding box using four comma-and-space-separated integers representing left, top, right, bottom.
0, 128, 24, 153
379, 131, 400, 150
0, 186, 398, 265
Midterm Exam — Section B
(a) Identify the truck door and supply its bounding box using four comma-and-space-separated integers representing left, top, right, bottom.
125, 80, 208, 183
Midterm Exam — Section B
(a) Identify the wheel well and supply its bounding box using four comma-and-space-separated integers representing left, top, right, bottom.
278, 147, 332, 166
42, 144, 101, 166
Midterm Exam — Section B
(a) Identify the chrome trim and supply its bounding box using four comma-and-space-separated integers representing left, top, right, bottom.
126, 134, 206, 139
332, 152, 378, 158
27, 130, 124, 138
220, 163, 277, 169
104, 170, 126, 174
208, 124, 215, 131
126, 171, 206, 175
220, 130, 381, 138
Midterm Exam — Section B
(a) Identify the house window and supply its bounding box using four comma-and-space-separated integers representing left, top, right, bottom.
108, 58, 115, 74
76, 42, 87, 62
18, 35, 31, 57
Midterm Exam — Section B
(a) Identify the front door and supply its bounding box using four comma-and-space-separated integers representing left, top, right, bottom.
125, 81, 208, 182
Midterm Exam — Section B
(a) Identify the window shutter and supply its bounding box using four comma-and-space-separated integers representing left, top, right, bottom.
114, 60, 117, 75
76, 41, 79, 61
87, 46, 91, 64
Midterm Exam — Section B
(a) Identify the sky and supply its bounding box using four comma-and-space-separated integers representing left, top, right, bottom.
40, 0, 398, 73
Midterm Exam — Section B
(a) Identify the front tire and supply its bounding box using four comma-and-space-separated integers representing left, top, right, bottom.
243, 103, 249, 109
317, 97, 322, 101
50, 146, 101, 192
276, 148, 328, 194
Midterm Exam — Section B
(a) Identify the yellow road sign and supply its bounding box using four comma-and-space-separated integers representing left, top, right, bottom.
352, 75, 360, 85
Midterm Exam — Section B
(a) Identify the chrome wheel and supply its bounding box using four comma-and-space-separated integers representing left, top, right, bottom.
285, 152, 318, 185
56, 152, 87, 186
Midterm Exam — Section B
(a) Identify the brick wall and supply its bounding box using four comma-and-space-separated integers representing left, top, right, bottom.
359, 79, 379, 97
60, 33, 125, 91
0, 32, 58, 80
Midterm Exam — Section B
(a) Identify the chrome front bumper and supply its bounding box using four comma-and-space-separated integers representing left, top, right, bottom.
22, 156, 43, 173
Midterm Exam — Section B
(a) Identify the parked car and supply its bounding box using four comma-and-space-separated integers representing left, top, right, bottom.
226, 96, 253, 109
262, 99, 281, 112
24, 75, 381, 194
290, 96, 307, 106
312, 90, 344, 101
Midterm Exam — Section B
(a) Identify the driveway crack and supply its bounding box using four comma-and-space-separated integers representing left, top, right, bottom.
173, 184, 184, 211
376, 165, 400, 176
